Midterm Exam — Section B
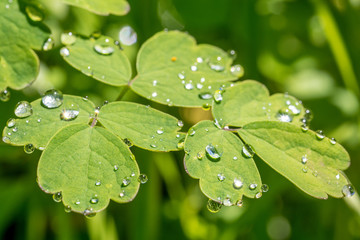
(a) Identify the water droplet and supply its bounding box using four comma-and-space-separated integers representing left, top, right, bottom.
233, 178, 243, 189
24, 144, 35, 154
12, 127, 18, 133
342, 184, 355, 197
131, 172, 136, 177
2, 136, 11, 144
304, 109, 313, 122
90, 197, 99, 204
83, 208, 96, 217
156, 127, 164, 135
301, 124, 308, 132
152, 80, 157, 86
138, 174, 148, 184
60, 32, 76, 45
119, 191, 125, 198
151, 92, 158, 97
202, 103, 211, 111
336, 174, 340, 180
122, 177, 131, 187
230, 64, 244, 78
114, 165, 119, 171
59, 47, 70, 57
249, 183, 257, 190
213, 90, 223, 103
123, 138, 133, 147
14, 101, 33, 118
261, 184, 269, 192
150, 144, 157, 148
207, 199, 222, 213
312, 170, 318, 177
217, 173, 225, 182
42, 89, 63, 108
199, 92, 213, 100
64, 205, 72, 213
228, 49, 237, 59
223, 198, 232, 206
95, 180, 101, 186
288, 105, 301, 115
6, 118, 15, 128
330, 138, 336, 145
25, 4, 43, 21
36, 118, 41, 123
205, 144, 222, 161
236, 200, 243, 207
197, 152, 204, 160
60, 103, 79, 121
255, 192, 262, 198
177, 139, 185, 149
208, 56, 225, 72
177, 120, 184, 128
196, 57, 203, 63
316, 130, 325, 140
276, 109, 293, 122
0, 88, 10, 102
178, 72, 185, 80
242, 144, 255, 158
233, 156, 238, 161
52, 192, 62, 202
119, 26, 137, 46
301, 155, 308, 164
94, 42, 115, 55
185, 83, 194, 90
190, 65, 197, 71
42, 37, 54, 51
189, 129, 196, 136
302, 166, 308, 173
75, 200, 80, 205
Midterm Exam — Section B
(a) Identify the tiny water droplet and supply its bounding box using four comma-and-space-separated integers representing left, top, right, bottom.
177, 139, 185, 149
189, 129, 196, 136
230, 64, 244, 78
196, 57, 203, 63
138, 174, 148, 184
330, 138, 336, 145
52, 192, 62, 202
202, 103, 211, 111
119, 191, 125, 198
83, 208, 96, 217
185, 82, 194, 90
42, 89, 63, 108
152, 80, 157, 86
90, 197, 99, 204
95, 180, 101, 186
64, 205, 72, 213
119, 26, 137, 46
233, 178, 243, 189
177, 120, 184, 128
178, 72, 185, 80
59, 47, 70, 57
198, 92, 213, 100
205, 144, 222, 160
236, 200, 243, 207
150, 144, 157, 148
242, 144, 255, 158
316, 130, 325, 140
301, 124, 308, 132
233, 156, 238, 161
208, 56, 225, 72
156, 127, 164, 135
255, 192, 262, 198
123, 138, 133, 147
190, 65, 197, 71
60, 103, 79, 121
213, 90, 223, 103
197, 152, 204, 160
276, 109, 293, 122
261, 184, 269, 192
207, 199, 222, 213
7, 118, 15, 128
342, 184, 355, 197
223, 198, 232, 206
0, 88, 10, 102
114, 165, 119, 171
228, 49, 237, 59
301, 155, 308, 164
249, 183, 257, 190
14, 101, 33, 118
152, 92, 157, 97
2, 136, 11, 144
302, 166, 308, 173
75, 200, 80, 205
122, 177, 131, 187
61, 32, 76, 45
336, 174, 340, 180
42, 37, 54, 51
217, 173, 225, 182
24, 144, 35, 154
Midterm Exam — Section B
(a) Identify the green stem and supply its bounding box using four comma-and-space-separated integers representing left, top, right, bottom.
312, 0, 360, 97
116, 85, 130, 101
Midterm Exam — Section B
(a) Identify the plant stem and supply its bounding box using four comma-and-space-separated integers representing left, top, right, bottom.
116, 85, 130, 101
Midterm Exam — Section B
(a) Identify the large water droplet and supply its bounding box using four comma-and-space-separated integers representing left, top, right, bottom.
0, 88, 10, 102
61, 32, 76, 45
198, 92, 213, 100
52, 192, 62, 202
42, 37, 54, 51
230, 64, 244, 78
42, 89, 63, 108
205, 144, 222, 160
119, 26, 137, 46
213, 90, 223, 103
208, 56, 225, 72
138, 174, 148, 184
60, 47, 70, 57
90, 197, 99, 204
24, 144, 35, 154
217, 173, 225, 182
25, 5, 43, 21
261, 184, 269, 192
14, 101, 33, 118
60, 103, 79, 121
233, 178, 243, 189
276, 109, 293, 122
207, 199, 222, 213
249, 183, 257, 190
315, 130, 325, 140
122, 177, 131, 187
342, 184, 355, 197
94, 42, 115, 55
242, 144, 255, 158
7, 118, 15, 128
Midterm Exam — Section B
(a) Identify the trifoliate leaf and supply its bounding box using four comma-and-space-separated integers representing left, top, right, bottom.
2, 95, 95, 150
131, 31, 240, 107
61, 35, 132, 86
0, 0, 50, 91
98, 102, 185, 151
212, 80, 306, 127
184, 120, 262, 205
61, 0, 130, 16
37, 123, 140, 214
238, 121, 350, 199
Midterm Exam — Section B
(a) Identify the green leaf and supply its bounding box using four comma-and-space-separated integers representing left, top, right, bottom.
0, 0, 50, 91
37, 123, 140, 214
212, 80, 306, 127
238, 121, 350, 199
98, 101, 185, 151
61, 35, 132, 86
131, 31, 239, 107
61, 0, 130, 16
2, 95, 95, 149
184, 120, 262, 205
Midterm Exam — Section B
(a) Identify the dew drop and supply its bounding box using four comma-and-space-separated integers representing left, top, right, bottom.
276, 109, 293, 122
302, 166, 308, 173
288, 105, 301, 115
233, 178, 243, 189
119, 191, 125, 198
185, 82, 194, 90
236, 200, 243, 207
156, 127, 164, 135
75, 200, 80, 205
2, 136, 11, 144
301, 124, 308, 132
42, 89, 63, 108
242, 144, 255, 158
122, 177, 131, 186
301, 155, 308, 164
330, 138, 336, 145
83, 208, 96, 217
312, 170, 318, 177
61, 32, 76, 45
6, 118, 15, 128
315, 130, 325, 140
208, 56, 225, 72
25, 5, 43, 21
150, 144, 157, 148
217, 173, 225, 182
228, 49, 237, 59
14, 101, 33, 118
113, 165, 119, 171
152, 80, 157, 86
119, 26, 137, 46
196, 57, 203, 63
152, 92, 158, 97
0, 88, 10, 102
202, 103, 211, 111
197, 152, 204, 160
24, 144, 35, 154
90, 197, 99, 204
64, 205, 72, 213
60, 47, 70, 57
207, 199, 222, 213
178, 72, 185, 80
177, 120, 184, 128
189, 129, 196, 136
190, 65, 197, 71
94, 42, 115, 55
261, 184, 269, 193
42, 37, 54, 51
213, 90, 223, 103
60, 103, 79, 121
123, 138, 133, 147
249, 183, 257, 190
177, 139, 185, 149
205, 144, 222, 160
52, 192, 62, 202
342, 184, 355, 197
223, 198, 232, 206
196, 83, 203, 89
198, 92, 213, 100
138, 174, 148, 184
230, 64, 244, 78
233, 156, 238, 161
336, 174, 340, 180
95, 180, 101, 186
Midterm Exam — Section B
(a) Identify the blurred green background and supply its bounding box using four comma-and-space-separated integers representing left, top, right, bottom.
1, 0, 360, 239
